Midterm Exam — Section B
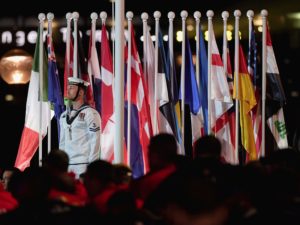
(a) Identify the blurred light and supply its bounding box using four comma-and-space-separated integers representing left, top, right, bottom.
140, 35, 158, 42
227, 24, 234, 31
163, 35, 168, 41
176, 55, 196, 65
287, 12, 300, 20
5, 94, 14, 102
187, 24, 194, 31
204, 30, 208, 41
258, 26, 263, 32
227, 31, 232, 41
253, 16, 262, 26
176, 31, 183, 42
0, 49, 32, 84
291, 91, 299, 97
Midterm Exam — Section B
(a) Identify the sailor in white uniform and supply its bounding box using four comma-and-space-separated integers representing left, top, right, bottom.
59, 77, 101, 178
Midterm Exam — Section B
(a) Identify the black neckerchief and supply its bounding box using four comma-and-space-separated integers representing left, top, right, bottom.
66, 104, 90, 125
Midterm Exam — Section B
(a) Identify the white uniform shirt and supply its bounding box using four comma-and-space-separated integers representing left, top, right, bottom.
59, 105, 101, 178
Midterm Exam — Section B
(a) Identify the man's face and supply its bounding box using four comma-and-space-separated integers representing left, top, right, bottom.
67, 84, 79, 99
1, 170, 13, 190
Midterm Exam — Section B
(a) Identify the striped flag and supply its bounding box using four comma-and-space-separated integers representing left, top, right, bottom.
233, 46, 257, 160
266, 25, 288, 149
125, 24, 152, 178
15, 27, 53, 171
248, 22, 262, 158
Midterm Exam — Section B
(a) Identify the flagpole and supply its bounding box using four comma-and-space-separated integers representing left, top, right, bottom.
261, 9, 268, 158
234, 10, 241, 163
222, 11, 229, 80
112, 1, 115, 79
72, 12, 79, 78
126, 11, 133, 165
247, 10, 256, 159
247, 10, 254, 52
180, 10, 187, 149
194, 11, 201, 90
141, 12, 148, 89
66, 12, 72, 78
38, 13, 45, 167
153, 11, 161, 135
207, 10, 214, 135
47, 12, 54, 154
65, 13, 72, 117
90, 12, 98, 95
114, 0, 125, 164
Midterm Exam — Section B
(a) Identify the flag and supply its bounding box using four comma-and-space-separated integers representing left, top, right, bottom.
47, 28, 65, 140
76, 30, 95, 107
15, 27, 53, 171
233, 46, 257, 160
179, 30, 203, 144
157, 29, 181, 144
209, 27, 235, 164
248, 22, 262, 158
88, 22, 101, 114
63, 31, 73, 105
166, 23, 182, 153
198, 25, 209, 135
100, 24, 115, 162
144, 25, 156, 133
224, 48, 237, 163
125, 24, 152, 178
266, 25, 288, 149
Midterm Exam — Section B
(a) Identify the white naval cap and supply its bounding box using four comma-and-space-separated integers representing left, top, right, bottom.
68, 77, 90, 87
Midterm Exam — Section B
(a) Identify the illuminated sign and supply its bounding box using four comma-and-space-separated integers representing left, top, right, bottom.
0, 28, 112, 46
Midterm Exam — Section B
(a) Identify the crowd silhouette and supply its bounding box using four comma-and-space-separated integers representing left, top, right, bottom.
1, 133, 300, 225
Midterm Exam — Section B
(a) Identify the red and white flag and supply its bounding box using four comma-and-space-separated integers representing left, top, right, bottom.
100, 24, 115, 162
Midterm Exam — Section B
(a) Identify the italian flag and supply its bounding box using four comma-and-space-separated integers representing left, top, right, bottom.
15, 27, 52, 171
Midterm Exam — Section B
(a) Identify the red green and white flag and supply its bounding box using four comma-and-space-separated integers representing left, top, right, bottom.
15, 27, 53, 171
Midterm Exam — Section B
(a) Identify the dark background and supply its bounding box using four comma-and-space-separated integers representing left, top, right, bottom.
0, 0, 300, 169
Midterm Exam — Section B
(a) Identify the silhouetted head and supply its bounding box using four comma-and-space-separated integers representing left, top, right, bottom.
44, 149, 69, 173
148, 133, 178, 171
193, 135, 221, 160
83, 159, 115, 198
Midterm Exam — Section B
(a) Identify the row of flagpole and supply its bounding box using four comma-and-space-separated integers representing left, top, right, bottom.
66, 8, 263, 162
17, 4, 288, 174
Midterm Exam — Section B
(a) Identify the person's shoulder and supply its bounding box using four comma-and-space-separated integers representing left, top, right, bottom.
82, 106, 101, 118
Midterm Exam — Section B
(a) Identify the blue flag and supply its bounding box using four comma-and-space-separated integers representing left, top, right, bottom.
47, 33, 64, 140
179, 30, 201, 114
198, 26, 209, 134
